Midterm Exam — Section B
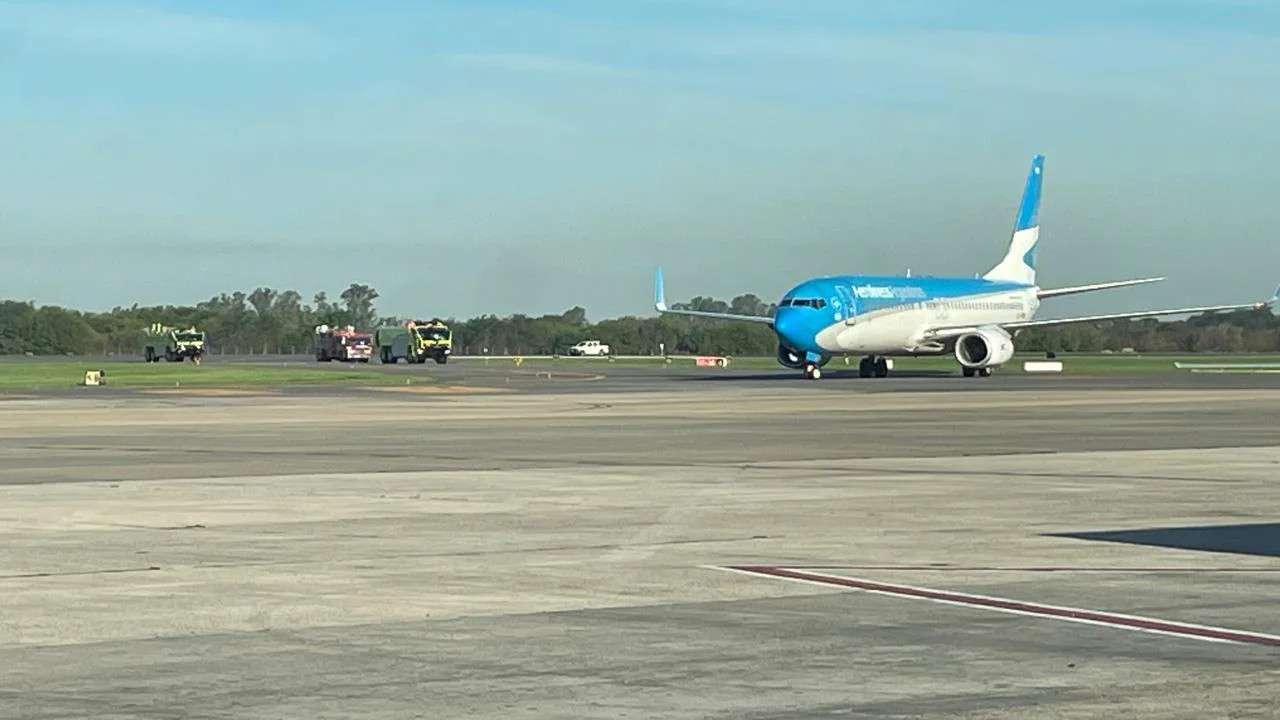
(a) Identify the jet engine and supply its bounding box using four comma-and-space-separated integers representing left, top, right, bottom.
776, 343, 806, 369
954, 327, 1015, 369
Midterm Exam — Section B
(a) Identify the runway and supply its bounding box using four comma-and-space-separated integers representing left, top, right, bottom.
3, 370, 1279, 718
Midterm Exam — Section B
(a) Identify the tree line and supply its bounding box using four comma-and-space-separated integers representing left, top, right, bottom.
1, 282, 1278, 357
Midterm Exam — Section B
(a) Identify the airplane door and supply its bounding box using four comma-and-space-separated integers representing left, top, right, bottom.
933, 298, 950, 322
835, 285, 856, 325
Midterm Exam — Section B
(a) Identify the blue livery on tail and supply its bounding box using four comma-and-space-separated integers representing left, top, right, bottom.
655, 154, 1277, 379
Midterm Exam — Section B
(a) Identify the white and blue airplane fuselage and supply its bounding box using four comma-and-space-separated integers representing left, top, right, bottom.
656, 155, 1276, 379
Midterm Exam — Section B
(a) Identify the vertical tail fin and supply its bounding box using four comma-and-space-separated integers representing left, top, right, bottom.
983, 154, 1043, 285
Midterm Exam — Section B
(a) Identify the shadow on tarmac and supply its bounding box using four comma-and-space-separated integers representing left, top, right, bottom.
1048, 523, 1280, 558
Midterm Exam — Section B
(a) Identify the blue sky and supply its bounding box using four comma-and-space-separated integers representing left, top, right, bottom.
2, 0, 1278, 319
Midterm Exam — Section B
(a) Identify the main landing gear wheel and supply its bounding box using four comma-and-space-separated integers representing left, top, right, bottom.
804, 364, 822, 380
962, 367, 993, 378
858, 356, 890, 378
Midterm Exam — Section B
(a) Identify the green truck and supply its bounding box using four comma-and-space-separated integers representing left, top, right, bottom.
375, 319, 452, 364
144, 323, 206, 363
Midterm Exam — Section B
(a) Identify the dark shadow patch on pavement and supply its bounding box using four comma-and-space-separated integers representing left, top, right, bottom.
1047, 523, 1280, 558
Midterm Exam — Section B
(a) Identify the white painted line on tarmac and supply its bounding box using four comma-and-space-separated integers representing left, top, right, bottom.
715, 565, 1280, 647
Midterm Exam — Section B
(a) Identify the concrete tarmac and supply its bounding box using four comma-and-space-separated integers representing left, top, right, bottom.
3, 376, 1279, 718
12, 351, 1280, 397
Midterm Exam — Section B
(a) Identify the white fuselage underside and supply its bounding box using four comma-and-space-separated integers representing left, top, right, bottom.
813, 288, 1042, 356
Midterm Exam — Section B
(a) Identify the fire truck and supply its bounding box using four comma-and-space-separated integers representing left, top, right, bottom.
374, 319, 452, 364
314, 325, 373, 363
143, 323, 205, 363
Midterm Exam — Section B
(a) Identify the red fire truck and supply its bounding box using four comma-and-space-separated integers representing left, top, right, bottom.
314, 324, 373, 363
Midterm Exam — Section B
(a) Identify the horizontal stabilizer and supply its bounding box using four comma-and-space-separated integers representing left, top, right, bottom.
1037, 277, 1165, 299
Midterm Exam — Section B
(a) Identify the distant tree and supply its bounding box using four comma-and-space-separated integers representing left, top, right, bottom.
673, 296, 730, 313
729, 293, 769, 317
2, 286, 1278, 357
340, 283, 379, 331
560, 306, 588, 326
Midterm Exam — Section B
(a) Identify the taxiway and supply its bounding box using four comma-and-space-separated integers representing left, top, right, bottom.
2, 370, 1278, 718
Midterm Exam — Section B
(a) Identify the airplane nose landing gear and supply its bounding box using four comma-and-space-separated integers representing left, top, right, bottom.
799, 351, 827, 380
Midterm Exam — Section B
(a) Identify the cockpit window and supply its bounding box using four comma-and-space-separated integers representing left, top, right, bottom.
782, 298, 826, 309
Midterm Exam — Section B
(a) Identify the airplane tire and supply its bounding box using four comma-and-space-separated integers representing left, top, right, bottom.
874, 358, 889, 378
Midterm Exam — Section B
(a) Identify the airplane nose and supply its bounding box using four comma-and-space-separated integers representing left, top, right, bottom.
773, 309, 805, 349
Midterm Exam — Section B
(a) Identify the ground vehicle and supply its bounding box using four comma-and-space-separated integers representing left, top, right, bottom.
314, 324, 372, 362
375, 319, 452, 364
568, 340, 610, 356
143, 323, 205, 363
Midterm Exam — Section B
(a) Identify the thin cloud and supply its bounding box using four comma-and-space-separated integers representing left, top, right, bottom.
662, 24, 1280, 103
0, 1, 333, 58
443, 52, 641, 79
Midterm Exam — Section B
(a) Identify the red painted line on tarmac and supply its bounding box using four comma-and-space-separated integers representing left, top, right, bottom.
724, 565, 1280, 648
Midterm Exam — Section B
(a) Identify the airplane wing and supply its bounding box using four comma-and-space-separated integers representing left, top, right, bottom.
1037, 277, 1164, 299
921, 286, 1280, 341
653, 268, 775, 325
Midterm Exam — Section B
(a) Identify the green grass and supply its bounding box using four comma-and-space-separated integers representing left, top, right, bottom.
0, 361, 425, 391
4, 352, 1279, 391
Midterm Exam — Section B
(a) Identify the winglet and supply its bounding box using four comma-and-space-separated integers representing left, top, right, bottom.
654, 268, 668, 312
1255, 284, 1280, 310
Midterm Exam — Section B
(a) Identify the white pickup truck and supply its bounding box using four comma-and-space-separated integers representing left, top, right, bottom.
568, 340, 611, 356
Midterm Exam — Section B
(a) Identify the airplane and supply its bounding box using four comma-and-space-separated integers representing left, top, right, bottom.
654, 154, 1279, 380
